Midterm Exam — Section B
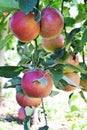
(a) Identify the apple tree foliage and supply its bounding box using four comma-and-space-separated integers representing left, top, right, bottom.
0, 0, 87, 129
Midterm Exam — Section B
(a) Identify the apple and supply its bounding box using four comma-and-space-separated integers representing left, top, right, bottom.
21, 70, 53, 97
42, 34, 65, 52
64, 72, 80, 91
40, 7, 64, 39
16, 92, 42, 108
10, 11, 40, 42
18, 107, 26, 120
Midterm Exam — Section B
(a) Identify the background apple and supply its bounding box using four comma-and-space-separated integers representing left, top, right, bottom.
64, 72, 80, 91
10, 11, 40, 42
42, 34, 65, 52
40, 7, 64, 39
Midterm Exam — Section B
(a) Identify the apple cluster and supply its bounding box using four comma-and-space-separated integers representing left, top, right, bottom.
10, 7, 64, 52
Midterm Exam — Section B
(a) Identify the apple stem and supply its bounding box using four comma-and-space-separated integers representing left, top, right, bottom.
41, 98, 48, 127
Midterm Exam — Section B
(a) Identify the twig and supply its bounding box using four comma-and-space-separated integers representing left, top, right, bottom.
41, 98, 48, 127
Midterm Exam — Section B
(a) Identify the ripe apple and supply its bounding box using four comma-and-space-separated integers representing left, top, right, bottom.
21, 70, 53, 97
64, 72, 80, 91
42, 34, 65, 52
18, 107, 26, 120
40, 7, 64, 39
16, 92, 42, 108
10, 11, 40, 42
80, 78, 87, 91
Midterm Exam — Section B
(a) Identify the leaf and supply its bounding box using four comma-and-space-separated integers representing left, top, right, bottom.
25, 106, 34, 116
16, 85, 24, 95
79, 90, 87, 103
64, 17, 75, 26
0, 0, 19, 12
24, 116, 31, 130
70, 105, 79, 112
33, 77, 48, 86
39, 125, 49, 130
80, 28, 87, 46
4, 77, 21, 88
55, 79, 68, 90
49, 90, 59, 97
75, 12, 86, 23
0, 34, 13, 50
66, 28, 81, 50
0, 66, 24, 78
18, 0, 38, 14
34, 8, 41, 22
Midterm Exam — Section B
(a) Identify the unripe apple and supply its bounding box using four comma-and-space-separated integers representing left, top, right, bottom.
21, 70, 53, 97
18, 107, 26, 120
42, 34, 65, 52
10, 11, 40, 42
40, 7, 64, 39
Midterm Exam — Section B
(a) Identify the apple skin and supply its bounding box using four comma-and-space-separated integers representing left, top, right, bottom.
10, 11, 40, 42
42, 34, 65, 52
40, 7, 64, 39
18, 107, 26, 120
21, 70, 53, 98
16, 93, 42, 107
64, 72, 80, 91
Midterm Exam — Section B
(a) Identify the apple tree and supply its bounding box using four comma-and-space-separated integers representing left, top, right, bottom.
0, 0, 87, 129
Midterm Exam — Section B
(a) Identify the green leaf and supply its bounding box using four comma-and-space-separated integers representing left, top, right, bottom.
16, 85, 24, 95
80, 28, 87, 46
24, 116, 31, 130
0, 0, 19, 12
79, 90, 87, 103
50, 90, 59, 97
66, 28, 81, 50
39, 126, 49, 130
64, 17, 75, 26
0, 34, 13, 50
0, 66, 24, 78
18, 0, 38, 14
75, 12, 86, 23
4, 77, 21, 88
55, 79, 68, 90
70, 105, 79, 112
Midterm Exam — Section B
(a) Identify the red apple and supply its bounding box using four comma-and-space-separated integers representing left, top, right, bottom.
42, 34, 65, 52
16, 92, 42, 107
10, 11, 40, 42
21, 70, 53, 97
40, 7, 64, 39
18, 107, 26, 120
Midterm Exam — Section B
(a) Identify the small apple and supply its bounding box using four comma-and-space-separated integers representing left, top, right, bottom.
10, 11, 40, 42
21, 70, 53, 97
42, 34, 65, 52
40, 7, 64, 39
18, 107, 26, 120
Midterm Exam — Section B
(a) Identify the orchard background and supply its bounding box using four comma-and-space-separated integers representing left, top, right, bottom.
0, 0, 87, 130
